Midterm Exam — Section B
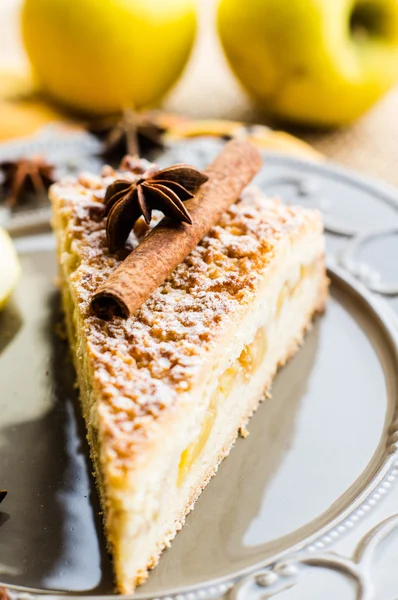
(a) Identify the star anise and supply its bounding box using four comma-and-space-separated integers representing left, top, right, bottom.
89, 109, 165, 159
0, 156, 55, 207
0, 490, 7, 504
104, 164, 208, 253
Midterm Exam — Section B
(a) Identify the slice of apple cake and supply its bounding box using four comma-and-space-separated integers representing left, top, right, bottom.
50, 162, 328, 594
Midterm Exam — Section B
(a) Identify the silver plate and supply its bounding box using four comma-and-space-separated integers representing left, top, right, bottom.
1, 137, 398, 600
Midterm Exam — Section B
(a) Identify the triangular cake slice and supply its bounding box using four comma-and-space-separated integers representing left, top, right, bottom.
50, 160, 328, 593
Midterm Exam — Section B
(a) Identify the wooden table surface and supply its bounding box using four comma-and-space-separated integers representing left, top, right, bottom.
2, 0, 398, 188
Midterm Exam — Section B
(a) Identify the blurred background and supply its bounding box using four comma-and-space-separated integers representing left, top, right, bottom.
2, 0, 398, 184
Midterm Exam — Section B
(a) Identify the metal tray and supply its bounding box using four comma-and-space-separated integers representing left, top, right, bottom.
1, 135, 398, 600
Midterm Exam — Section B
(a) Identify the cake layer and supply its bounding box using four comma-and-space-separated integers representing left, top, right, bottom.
50, 164, 328, 593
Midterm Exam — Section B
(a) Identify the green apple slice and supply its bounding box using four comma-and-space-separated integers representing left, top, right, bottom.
0, 227, 21, 311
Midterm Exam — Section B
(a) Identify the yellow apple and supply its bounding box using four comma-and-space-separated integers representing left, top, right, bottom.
0, 228, 21, 312
21, 0, 197, 115
218, 0, 398, 127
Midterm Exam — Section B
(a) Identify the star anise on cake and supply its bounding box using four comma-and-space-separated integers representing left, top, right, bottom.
104, 164, 208, 253
90, 109, 166, 159
0, 156, 55, 207
0, 490, 7, 504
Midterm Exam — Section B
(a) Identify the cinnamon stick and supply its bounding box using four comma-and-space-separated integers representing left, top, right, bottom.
91, 140, 262, 319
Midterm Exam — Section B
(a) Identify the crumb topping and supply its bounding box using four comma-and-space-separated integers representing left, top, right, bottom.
51, 164, 321, 466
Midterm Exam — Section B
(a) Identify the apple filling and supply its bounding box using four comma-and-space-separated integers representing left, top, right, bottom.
177, 395, 217, 487
277, 261, 318, 316
177, 326, 268, 485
